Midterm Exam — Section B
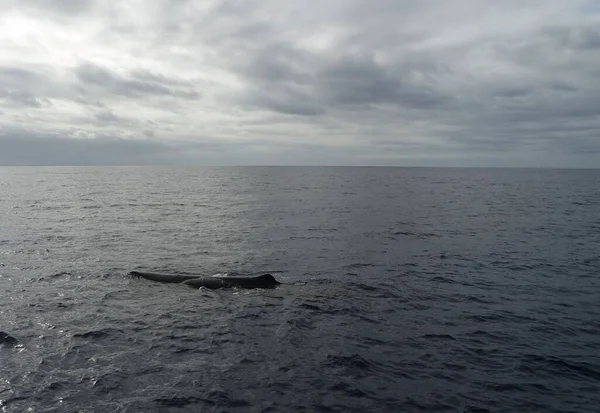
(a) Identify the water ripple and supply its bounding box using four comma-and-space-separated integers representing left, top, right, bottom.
0, 166, 598, 412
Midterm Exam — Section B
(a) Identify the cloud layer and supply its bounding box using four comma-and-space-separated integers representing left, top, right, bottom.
1, 0, 599, 166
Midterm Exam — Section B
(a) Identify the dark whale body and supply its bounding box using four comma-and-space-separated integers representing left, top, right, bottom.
0, 331, 20, 348
130, 271, 280, 289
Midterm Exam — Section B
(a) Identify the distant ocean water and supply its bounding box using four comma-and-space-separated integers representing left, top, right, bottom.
0, 166, 599, 412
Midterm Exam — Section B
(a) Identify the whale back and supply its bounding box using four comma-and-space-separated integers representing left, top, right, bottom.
212, 273, 280, 284
130, 271, 201, 283
188, 273, 280, 289
131, 271, 281, 289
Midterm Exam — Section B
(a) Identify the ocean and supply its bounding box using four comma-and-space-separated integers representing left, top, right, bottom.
0, 166, 599, 412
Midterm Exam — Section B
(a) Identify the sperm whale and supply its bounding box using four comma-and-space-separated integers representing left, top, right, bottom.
130, 271, 281, 289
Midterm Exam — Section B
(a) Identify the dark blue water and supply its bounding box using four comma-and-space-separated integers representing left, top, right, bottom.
1, 166, 599, 412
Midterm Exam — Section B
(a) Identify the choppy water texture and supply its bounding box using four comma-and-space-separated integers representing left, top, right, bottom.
1, 166, 599, 412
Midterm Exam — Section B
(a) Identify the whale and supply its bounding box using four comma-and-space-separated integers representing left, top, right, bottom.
0, 331, 20, 348
130, 271, 281, 289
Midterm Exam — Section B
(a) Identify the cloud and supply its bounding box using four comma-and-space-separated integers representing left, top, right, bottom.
17, 0, 94, 16
0, 128, 170, 166
0, 65, 61, 103
75, 62, 201, 101
0, 126, 247, 165
0, 89, 52, 108
0, 0, 599, 167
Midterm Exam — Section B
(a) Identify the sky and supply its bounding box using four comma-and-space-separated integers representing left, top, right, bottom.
1, 0, 599, 167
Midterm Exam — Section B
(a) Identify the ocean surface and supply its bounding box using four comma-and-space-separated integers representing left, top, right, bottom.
0, 166, 599, 412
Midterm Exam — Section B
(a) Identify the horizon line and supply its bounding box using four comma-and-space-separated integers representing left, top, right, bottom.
0, 164, 598, 170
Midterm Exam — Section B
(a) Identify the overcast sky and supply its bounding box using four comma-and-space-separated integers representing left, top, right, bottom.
1, 0, 599, 167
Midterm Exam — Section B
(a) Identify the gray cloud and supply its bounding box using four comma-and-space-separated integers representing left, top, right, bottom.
543, 24, 600, 50
15, 0, 94, 16
75, 63, 200, 101
240, 84, 325, 117
0, 66, 59, 101
316, 55, 450, 109
0, 129, 170, 166
93, 108, 124, 125
0, 89, 52, 108
0, 1, 599, 167
0, 127, 245, 166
